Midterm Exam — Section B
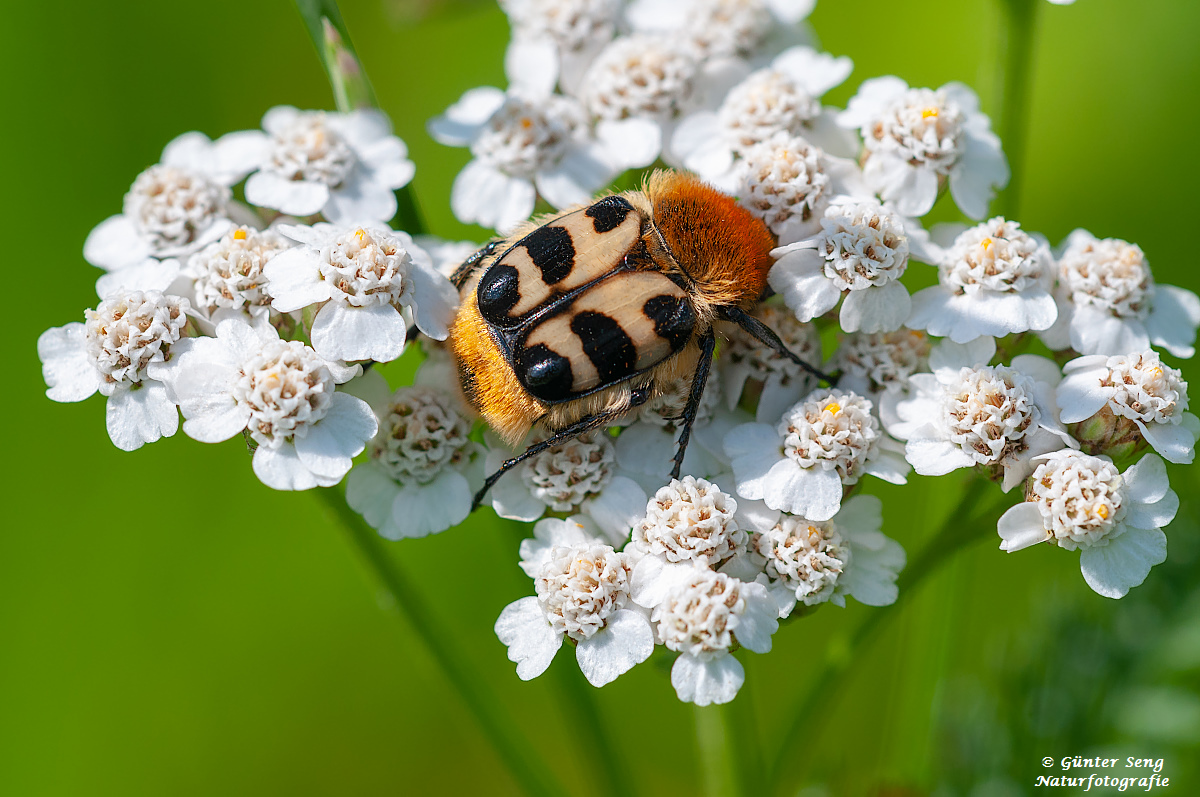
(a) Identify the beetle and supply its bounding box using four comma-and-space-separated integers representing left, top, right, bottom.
448, 170, 832, 510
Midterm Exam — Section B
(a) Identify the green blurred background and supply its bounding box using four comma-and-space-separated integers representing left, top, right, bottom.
4, 0, 1200, 794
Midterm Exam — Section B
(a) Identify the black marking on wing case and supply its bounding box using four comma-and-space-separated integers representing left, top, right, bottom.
521, 224, 576, 285
516, 344, 575, 403
477, 264, 521, 325
571, 311, 637, 384
642, 295, 696, 352
585, 195, 634, 233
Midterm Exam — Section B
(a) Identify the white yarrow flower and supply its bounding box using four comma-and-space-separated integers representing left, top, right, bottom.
720, 303, 822, 424
37, 290, 189, 451
345, 371, 485, 539
832, 329, 931, 402
264, 222, 457, 364
501, 0, 622, 94
907, 218, 1057, 343
487, 431, 648, 545
725, 387, 910, 521
885, 337, 1075, 491
769, 199, 934, 333
838, 77, 1009, 219
1057, 351, 1198, 464
1041, 230, 1200, 358
84, 130, 263, 271
149, 318, 374, 490
671, 47, 857, 188
626, 0, 816, 61
496, 516, 653, 687
239, 107, 415, 225
182, 225, 292, 327
997, 451, 1177, 598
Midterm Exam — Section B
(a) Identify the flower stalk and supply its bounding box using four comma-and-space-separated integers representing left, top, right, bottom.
317, 486, 568, 797
996, 0, 1040, 218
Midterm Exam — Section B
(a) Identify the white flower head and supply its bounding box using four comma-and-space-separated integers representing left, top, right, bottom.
241, 107, 415, 225
838, 78, 1009, 219
1057, 351, 1198, 464
345, 371, 484, 540
496, 516, 654, 687
725, 387, 910, 521
182, 225, 293, 325
908, 218, 1057, 343
769, 199, 933, 334
581, 34, 698, 124
720, 303, 822, 424
37, 290, 189, 451
1041, 230, 1200, 358
429, 86, 656, 232
263, 222, 457, 364
670, 47, 857, 189
626, 0, 817, 61
148, 318, 374, 490
886, 337, 1075, 491
632, 476, 747, 569
83, 130, 264, 271
750, 494, 905, 614
488, 430, 648, 545
651, 569, 778, 705
832, 329, 931, 401
998, 451, 1178, 598
501, 0, 622, 94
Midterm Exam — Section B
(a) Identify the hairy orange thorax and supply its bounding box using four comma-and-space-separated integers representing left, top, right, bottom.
644, 171, 775, 310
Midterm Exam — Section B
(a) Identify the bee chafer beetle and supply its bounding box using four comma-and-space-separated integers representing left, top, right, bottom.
449, 170, 832, 509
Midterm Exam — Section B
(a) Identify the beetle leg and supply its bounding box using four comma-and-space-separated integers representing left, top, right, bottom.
470, 386, 653, 513
720, 305, 837, 385
669, 328, 716, 481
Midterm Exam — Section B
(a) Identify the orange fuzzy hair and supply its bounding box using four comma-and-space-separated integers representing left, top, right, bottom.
642, 170, 775, 311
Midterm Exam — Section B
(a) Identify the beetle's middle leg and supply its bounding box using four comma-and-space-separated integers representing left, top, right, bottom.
668, 327, 716, 481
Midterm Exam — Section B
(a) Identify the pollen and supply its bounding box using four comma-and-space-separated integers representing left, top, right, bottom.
823, 402, 842, 415
520, 117, 533, 129
1095, 504, 1109, 520
981, 237, 992, 251
354, 228, 365, 241
233, 229, 248, 240
921, 106, 939, 119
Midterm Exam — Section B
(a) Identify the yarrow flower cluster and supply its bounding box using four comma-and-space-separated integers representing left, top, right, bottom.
37, 0, 1196, 716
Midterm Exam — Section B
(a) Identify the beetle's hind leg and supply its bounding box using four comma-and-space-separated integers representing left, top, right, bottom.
470, 386, 653, 513
719, 305, 838, 385
668, 328, 716, 481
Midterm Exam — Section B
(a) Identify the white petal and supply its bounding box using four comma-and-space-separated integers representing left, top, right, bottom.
733, 496, 780, 533
323, 176, 398, 226
261, 105, 301, 135
906, 436, 974, 476
1123, 480, 1179, 531
1080, 526, 1167, 599
772, 46, 852, 98
1056, 368, 1113, 423
450, 160, 536, 232
177, 365, 250, 442
583, 476, 648, 546
331, 109, 394, 149
84, 215, 151, 270
671, 653, 744, 706
869, 156, 938, 218
595, 118, 661, 170
863, 449, 910, 485
1011, 354, 1064, 389
838, 76, 908, 129
768, 250, 842, 322
839, 281, 910, 333
245, 171, 330, 216
630, 558, 697, 609
997, 502, 1049, 552
357, 138, 415, 187
1145, 285, 1200, 358
428, 87, 507, 146
262, 247, 330, 312
95, 258, 180, 297
505, 38, 559, 96
253, 443, 329, 490
756, 378, 805, 426
386, 470, 473, 539
671, 113, 734, 180
346, 461, 402, 532
763, 459, 842, 520
929, 335, 996, 374
211, 130, 272, 184
38, 323, 101, 402
1138, 420, 1196, 465
1123, 453, 1170, 505
294, 392, 378, 479
763, 0, 815, 23
105, 383, 178, 451
310, 302, 407, 363
949, 129, 1009, 220
536, 145, 615, 209
733, 583, 778, 653
1069, 305, 1148, 357
495, 597, 561, 680
408, 255, 459, 341
841, 537, 905, 605
575, 610, 654, 687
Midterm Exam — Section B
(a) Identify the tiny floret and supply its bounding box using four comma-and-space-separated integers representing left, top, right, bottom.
633, 477, 746, 568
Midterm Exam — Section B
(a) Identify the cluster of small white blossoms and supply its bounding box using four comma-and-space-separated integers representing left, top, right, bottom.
40, 0, 1195, 707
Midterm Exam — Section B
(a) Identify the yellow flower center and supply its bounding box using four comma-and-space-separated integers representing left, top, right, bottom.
1095, 505, 1109, 520
233, 228, 248, 240
823, 402, 842, 415
921, 106, 939, 119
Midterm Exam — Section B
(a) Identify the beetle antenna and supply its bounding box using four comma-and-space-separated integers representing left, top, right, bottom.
470, 387, 653, 512
719, 306, 837, 385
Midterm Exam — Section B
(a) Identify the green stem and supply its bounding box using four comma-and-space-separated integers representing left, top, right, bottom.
501, 521, 635, 797
317, 488, 567, 797
996, 0, 1040, 219
695, 704, 738, 797
764, 477, 1008, 795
